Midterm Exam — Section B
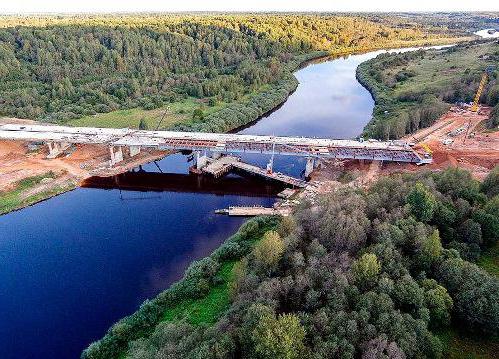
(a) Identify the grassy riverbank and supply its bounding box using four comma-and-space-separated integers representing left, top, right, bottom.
83, 216, 281, 359
0, 172, 75, 215
357, 40, 499, 139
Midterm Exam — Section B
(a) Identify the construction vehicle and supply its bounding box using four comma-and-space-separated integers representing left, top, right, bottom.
420, 143, 432, 155
471, 66, 495, 112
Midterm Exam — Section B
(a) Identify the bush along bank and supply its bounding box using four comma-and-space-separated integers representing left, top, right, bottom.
82, 216, 281, 359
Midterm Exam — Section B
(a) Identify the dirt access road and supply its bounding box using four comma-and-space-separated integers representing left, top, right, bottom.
408, 106, 498, 180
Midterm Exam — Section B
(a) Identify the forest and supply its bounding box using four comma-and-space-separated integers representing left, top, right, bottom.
83, 166, 499, 359
357, 40, 499, 139
0, 14, 468, 131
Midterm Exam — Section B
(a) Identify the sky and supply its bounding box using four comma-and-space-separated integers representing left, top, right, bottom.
0, 0, 498, 14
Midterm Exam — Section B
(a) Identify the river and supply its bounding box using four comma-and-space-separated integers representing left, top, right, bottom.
0, 46, 443, 358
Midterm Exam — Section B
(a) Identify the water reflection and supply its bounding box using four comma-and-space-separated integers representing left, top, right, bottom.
82, 167, 284, 198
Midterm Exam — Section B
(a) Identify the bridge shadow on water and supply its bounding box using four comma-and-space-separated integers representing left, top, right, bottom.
81, 167, 285, 198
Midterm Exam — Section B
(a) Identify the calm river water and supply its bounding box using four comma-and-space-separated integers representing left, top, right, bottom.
0, 46, 439, 358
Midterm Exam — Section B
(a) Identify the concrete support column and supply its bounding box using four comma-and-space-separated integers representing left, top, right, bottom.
212, 151, 222, 160
109, 146, 124, 166
305, 157, 315, 178
266, 157, 273, 174
195, 151, 208, 170
47, 141, 70, 159
129, 145, 141, 157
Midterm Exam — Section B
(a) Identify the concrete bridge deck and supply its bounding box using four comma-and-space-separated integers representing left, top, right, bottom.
0, 123, 430, 164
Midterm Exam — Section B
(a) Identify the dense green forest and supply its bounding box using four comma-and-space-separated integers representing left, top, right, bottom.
0, 14, 468, 131
83, 167, 499, 359
357, 40, 499, 139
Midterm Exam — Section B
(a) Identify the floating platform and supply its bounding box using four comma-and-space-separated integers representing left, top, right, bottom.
215, 206, 280, 216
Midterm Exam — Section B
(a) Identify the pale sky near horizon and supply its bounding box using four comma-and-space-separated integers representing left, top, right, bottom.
0, 0, 498, 14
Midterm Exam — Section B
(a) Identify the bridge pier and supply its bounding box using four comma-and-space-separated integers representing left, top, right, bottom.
109, 146, 124, 166
128, 146, 140, 157
194, 151, 208, 170
129, 145, 141, 157
212, 151, 222, 160
266, 157, 274, 174
47, 142, 70, 159
305, 157, 315, 178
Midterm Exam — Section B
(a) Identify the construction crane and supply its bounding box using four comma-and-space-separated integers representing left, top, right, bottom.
471, 66, 495, 112
464, 66, 495, 144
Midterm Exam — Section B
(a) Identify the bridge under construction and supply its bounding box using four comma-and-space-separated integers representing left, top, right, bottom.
0, 123, 430, 182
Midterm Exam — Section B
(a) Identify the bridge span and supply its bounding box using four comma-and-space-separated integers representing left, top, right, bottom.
0, 124, 430, 169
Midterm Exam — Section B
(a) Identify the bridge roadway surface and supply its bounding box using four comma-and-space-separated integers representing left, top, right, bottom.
0, 123, 428, 164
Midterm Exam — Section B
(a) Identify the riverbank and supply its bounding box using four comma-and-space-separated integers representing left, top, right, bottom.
82, 215, 281, 359
356, 39, 499, 140
84, 167, 499, 358
0, 171, 76, 215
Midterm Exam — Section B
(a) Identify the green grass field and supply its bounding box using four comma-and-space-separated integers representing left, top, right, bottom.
437, 327, 499, 359
68, 97, 227, 129
387, 44, 492, 99
0, 172, 75, 214
162, 261, 236, 325
358, 41, 499, 139
67, 83, 274, 130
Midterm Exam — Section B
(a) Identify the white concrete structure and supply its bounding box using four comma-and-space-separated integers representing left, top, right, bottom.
0, 123, 431, 165
47, 141, 71, 158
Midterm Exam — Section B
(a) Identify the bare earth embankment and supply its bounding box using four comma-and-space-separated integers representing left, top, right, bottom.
308, 106, 498, 198
0, 118, 167, 214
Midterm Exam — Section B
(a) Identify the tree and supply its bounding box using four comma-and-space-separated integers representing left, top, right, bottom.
138, 118, 148, 130
229, 258, 248, 298
473, 208, 499, 247
252, 311, 306, 359
208, 98, 217, 107
407, 182, 436, 222
420, 229, 443, 266
481, 166, 499, 198
421, 279, 453, 328
486, 103, 499, 129
353, 253, 381, 286
253, 231, 285, 272
436, 257, 499, 336
193, 108, 204, 121
435, 167, 484, 204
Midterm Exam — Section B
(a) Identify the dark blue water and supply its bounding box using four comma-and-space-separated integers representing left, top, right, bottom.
0, 46, 440, 358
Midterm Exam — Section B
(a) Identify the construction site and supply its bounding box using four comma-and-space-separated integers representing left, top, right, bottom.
0, 101, 497, 216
